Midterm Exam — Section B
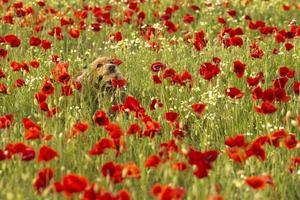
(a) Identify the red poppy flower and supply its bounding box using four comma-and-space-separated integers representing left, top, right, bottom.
41, 40, 52, 50
58, 72, 70, 84
152, 75, 162, 84
145, 154, 161, 168
61, 85, 73, 96
284, 134, 298, 149
151, 184, 186, 200
34, 92, 47, 103
127, 123, 141, 135
93, 110, 110, 126
233, 60, 246, 78
105, 123, 123, 139
151, 62, 166, 72
191, 103, 206, 115
0, 48, 8, 59
34, 168, 54, 193
289, 157, 300, 173
183, 13, 195, 24
199, 62, 220, 81
25, 127, 42, 140
225, 87, 244, 99
62, 174, 88, 195
194, 30, 207, 51
68, 29, 80, 38
164, 20, 178, 33
162, 68, 176, 79
227, 9, 237, 17
122, 95, 143, 114
0, 83, 8, 94
249, 42, 264, 59
245, 175, 274, 190
13, 78, 25, 88
4, 34, 21, 47
89, 138, 116, 155
225, 134, 247, 147
29, 60, 40, 68
41, 81, 55, 95
10, 61, 22, 71
165, 111, 179, 124
254, 101, 277, 114
112, 79, 127, 88
29, 36, 41, 46
150, 98, 163, 111
0, 69, 5, 78
101, 161, 124, 184
72, 122, 89, 136
278, 66, 295, 78
293, 81, 300, 95
285, 42, 294, 51
37, 145, 59, 162
112, 31, 122, 42
0, 114, 14, 129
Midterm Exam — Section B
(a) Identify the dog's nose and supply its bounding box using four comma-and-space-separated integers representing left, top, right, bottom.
108, 64, 115, 73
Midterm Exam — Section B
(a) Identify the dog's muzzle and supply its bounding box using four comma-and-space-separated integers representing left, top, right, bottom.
108, 64, 116, 73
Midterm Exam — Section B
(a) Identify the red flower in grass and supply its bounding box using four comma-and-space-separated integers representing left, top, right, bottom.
41, 81, 55, 95
199, 62, 220, 81
152, 74, 162, 84
151, 183, 186, 200
61, 85, 73, 96
187, 148, 219, 178
72, 122, 89, 137
278, 66, 295, 78
41, 40, 52, 50
151, 62, 166, 72
122, 96, 144, 114
25, 127, 42, 140
245, 175, 274, 190
111, 32, 123, 42
13, 78, 25, 88
289, 157, 300, 173
191, 103, 206, 115
0, 114, 14, 129
183, 13, 195, 24
29, 36, 41, 46
5, 142, 35, 161
105, 123, 123, 139
89, 138, 115, 155
4, 34, 21, 47
165, 111, 179, 124
233, 60, 246, 78
58, 72, 70, 84
284, 134, 298, 149
93, 110, 110, 126
38, 145, 59, 162
34, 168, 54, 193
150, 98, 164, 111
34, 92, 47, 103
127, 123, 141, 135
194, 30, 207, 51
225, 87, 244, 99
145, 154, 161, 168
293, 82, 300, 95
254, 101, 277, 114
62, 174, 88, 196
112, 79, 127, 88
285, 43, 294, 51
101, 161, 124, 184
225, 134, 247, 148
29, 60, 40, 68
68, 29, 80, 38
0, 69, 5, 78
0, 83, 8, 94
0, 48, 8, 59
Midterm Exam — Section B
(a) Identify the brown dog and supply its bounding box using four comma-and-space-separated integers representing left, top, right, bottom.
77, 56, 126, 117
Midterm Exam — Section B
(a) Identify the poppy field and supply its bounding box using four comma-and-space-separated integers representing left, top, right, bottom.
0, 0, 300, 199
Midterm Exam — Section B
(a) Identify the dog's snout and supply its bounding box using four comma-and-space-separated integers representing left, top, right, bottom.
108, 64, 116, 73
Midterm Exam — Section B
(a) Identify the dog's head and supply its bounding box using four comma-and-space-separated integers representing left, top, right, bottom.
89, 56, 123, 83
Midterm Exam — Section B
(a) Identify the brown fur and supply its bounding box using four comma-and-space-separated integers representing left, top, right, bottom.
77, 56, 126, 117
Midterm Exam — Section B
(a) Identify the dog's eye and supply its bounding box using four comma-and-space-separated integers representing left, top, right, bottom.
97, 63, 103, 68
